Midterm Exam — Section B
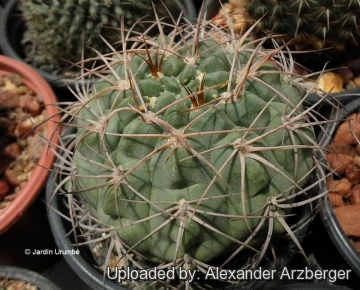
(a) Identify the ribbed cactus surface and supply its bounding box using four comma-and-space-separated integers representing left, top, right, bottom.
63, 19, 316, 268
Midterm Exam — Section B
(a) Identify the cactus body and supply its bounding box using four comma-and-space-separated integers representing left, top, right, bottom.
19, 0, 178, 75
62, 17, 318, 269
245, 0, 360, 50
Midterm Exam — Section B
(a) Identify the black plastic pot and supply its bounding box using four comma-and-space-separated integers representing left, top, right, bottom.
0, 0, 197, 92
304, 88, 360, 108
0, 266, 61, 290
317, 98, 360, 278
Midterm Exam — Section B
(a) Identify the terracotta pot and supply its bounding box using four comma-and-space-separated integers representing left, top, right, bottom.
0, 55, 60, 234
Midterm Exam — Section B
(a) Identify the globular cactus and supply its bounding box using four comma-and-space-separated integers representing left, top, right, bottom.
19, 0, 178, 75
53, 12, 325, 289
244, 0, 360, 50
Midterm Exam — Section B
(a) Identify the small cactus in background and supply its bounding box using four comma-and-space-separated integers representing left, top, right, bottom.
245, 0, 360, 51
51, 11, 327, 289
19, 0, 178, 76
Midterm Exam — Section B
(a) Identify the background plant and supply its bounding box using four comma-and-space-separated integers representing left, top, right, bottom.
242, 0, 360, 51
19, 0, 179, 76
213, 0, 360, 74
50, 11, 330, 289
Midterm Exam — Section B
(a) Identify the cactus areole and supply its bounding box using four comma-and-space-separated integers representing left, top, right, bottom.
69, 26, 315, 267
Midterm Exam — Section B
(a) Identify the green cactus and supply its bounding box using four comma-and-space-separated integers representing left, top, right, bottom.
52, 13, 325, 288
244, 0, 360, 50
19, 0, 178, 76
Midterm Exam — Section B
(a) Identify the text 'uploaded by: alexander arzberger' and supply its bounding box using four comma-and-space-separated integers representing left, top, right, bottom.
107, 266, 352, 284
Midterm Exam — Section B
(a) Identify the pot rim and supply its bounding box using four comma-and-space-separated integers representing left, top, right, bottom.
0, 54, 60, 234
0, 265, 61, 290
305, 88, 360, 107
